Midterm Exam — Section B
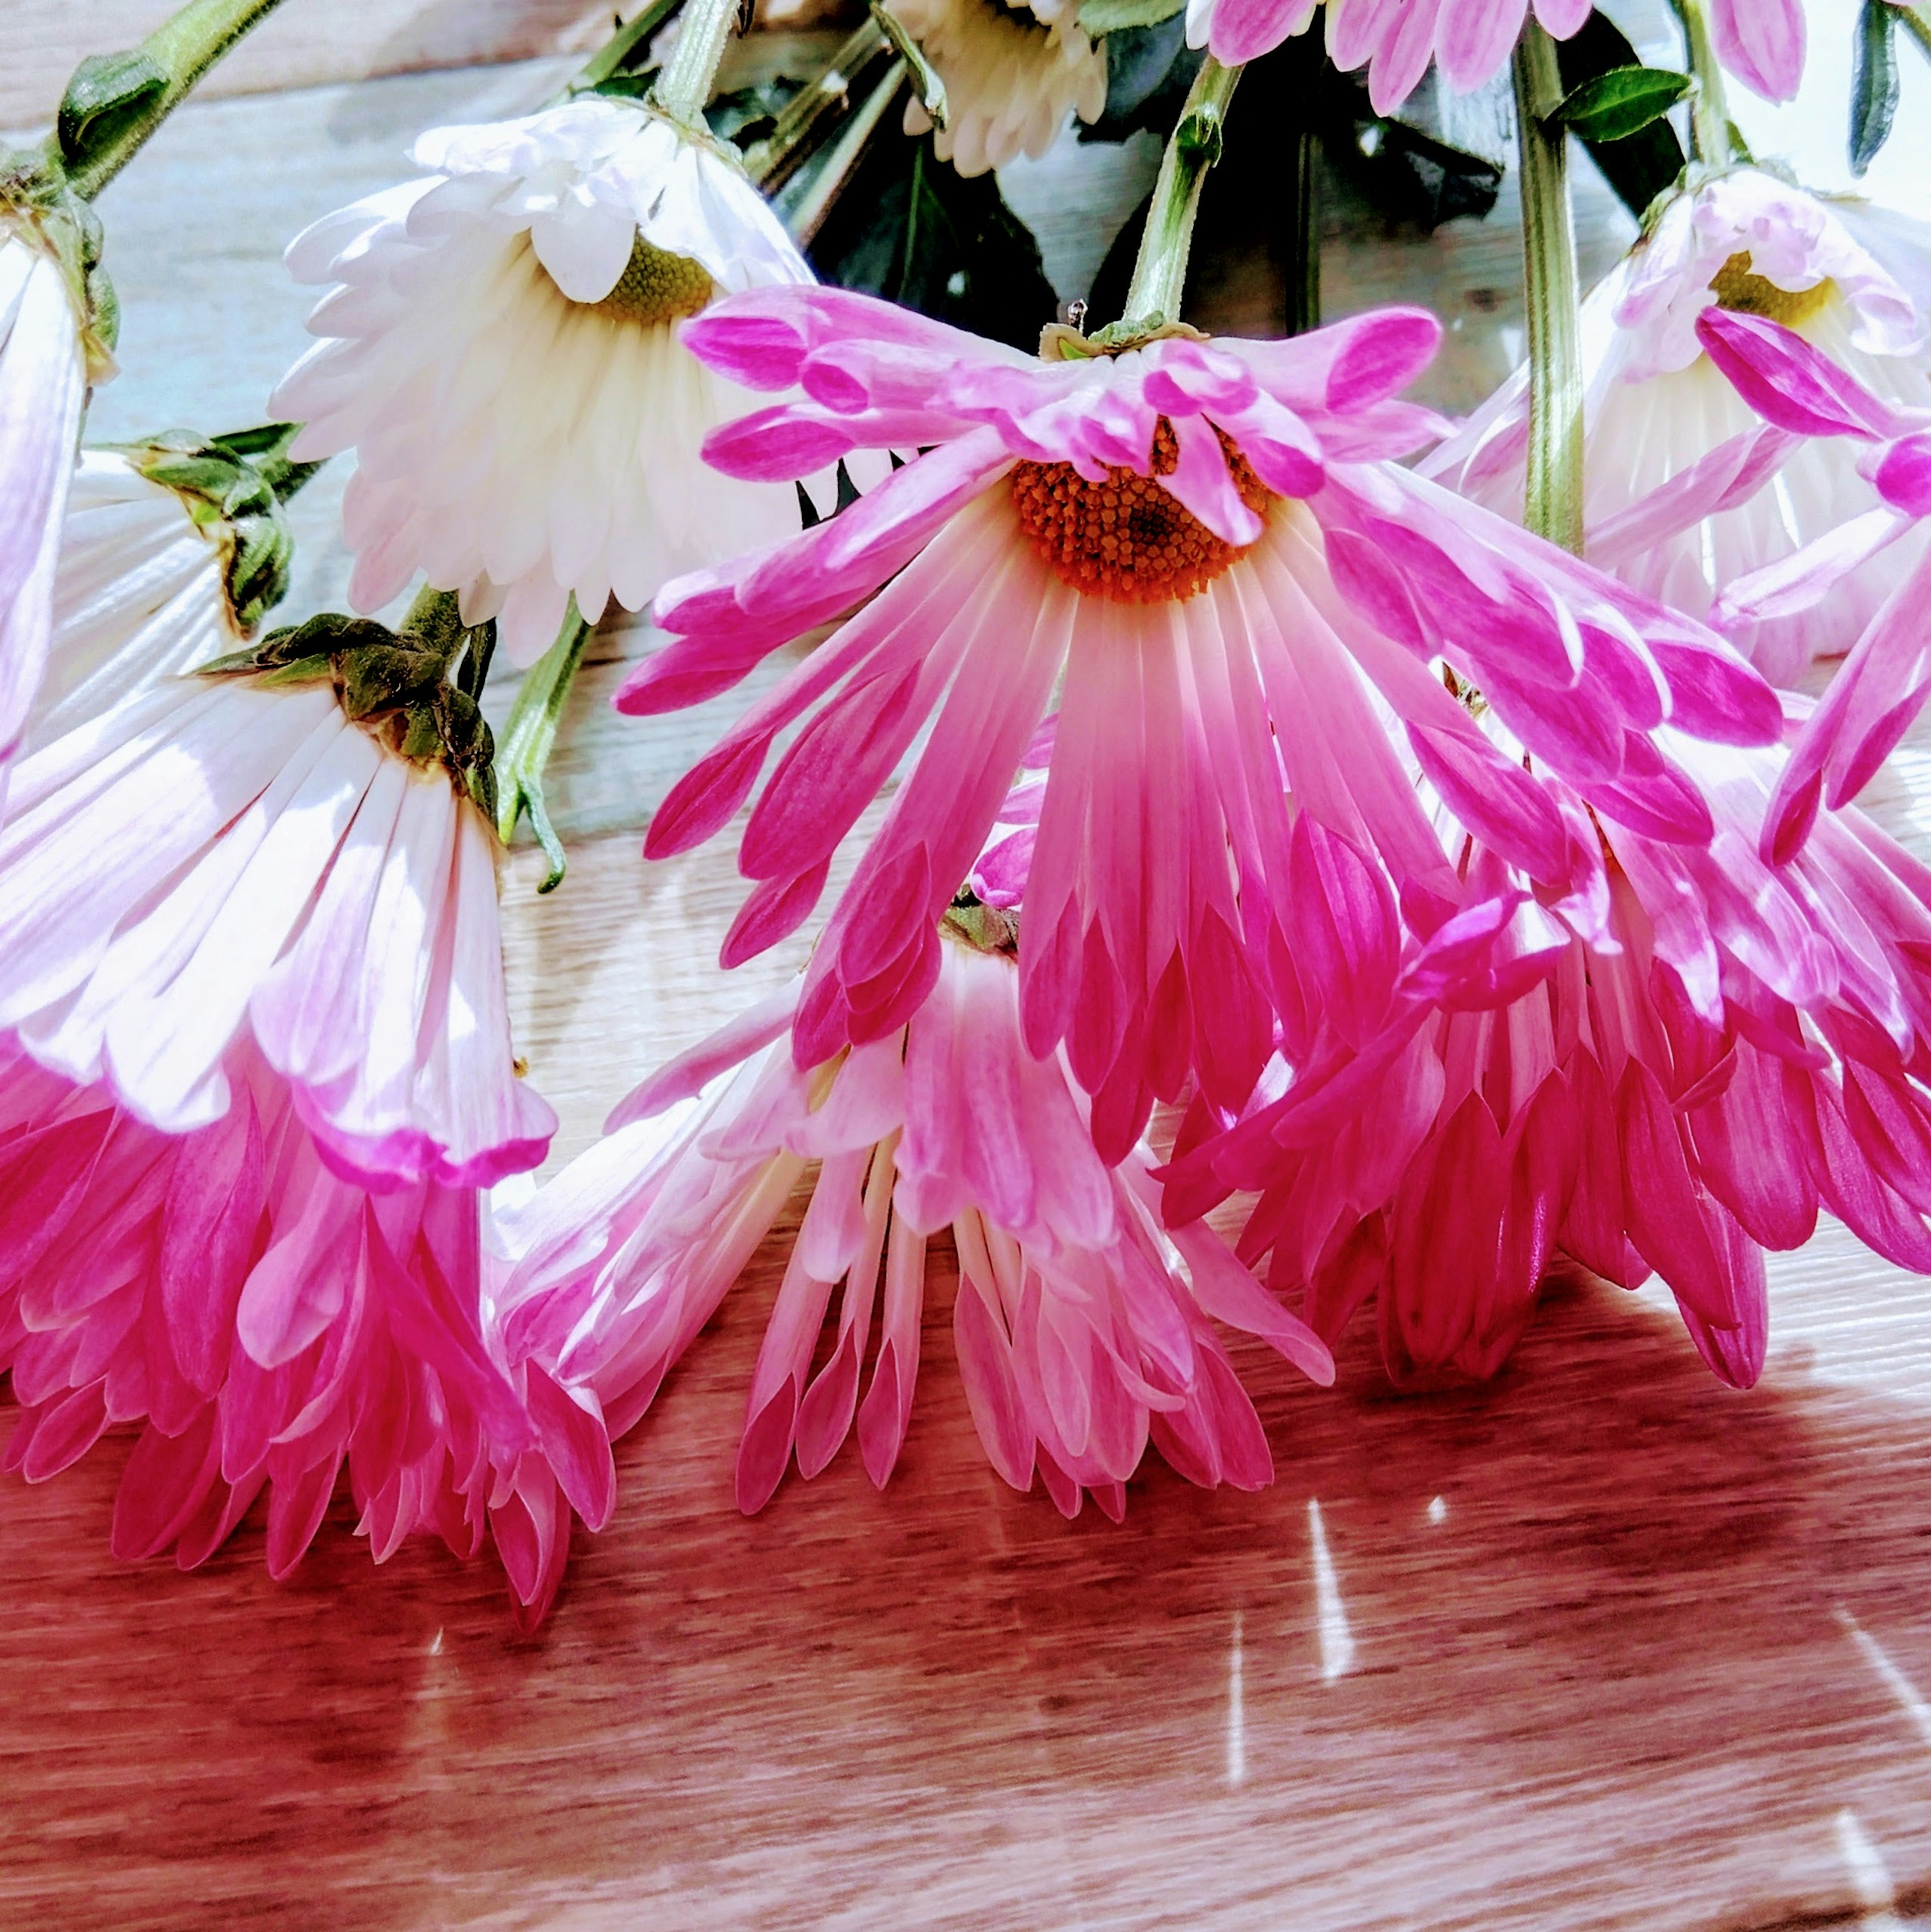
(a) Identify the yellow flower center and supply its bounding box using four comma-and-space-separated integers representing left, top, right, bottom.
1709, 250, 1834, 329
1009, 420, 1273, 604
583, 231, 715, 326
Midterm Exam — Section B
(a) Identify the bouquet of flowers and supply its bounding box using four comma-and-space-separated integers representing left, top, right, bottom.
5, 0, 1930, 1626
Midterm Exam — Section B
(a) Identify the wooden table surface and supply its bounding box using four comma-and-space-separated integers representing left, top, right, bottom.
12, 6, 1931, 1927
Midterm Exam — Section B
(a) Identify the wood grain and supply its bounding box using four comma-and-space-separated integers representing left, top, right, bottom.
0, 0, 856, 129
13, 15, 1931, 1930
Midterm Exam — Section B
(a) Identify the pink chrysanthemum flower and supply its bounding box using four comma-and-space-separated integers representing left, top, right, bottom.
1227, 0, 1803, 113
1426, 170, 1931, 685
1164, 726, 1931, 1394
0, 227, 88, 761
625, 288, 1781, 1157
0, 666, 554, 1189
0, 1041, 605, 1628
493, 922, 1334, 1522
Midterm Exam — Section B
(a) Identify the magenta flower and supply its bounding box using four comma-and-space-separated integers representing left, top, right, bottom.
1425, 170, 1931, 685
1165, 731, 1931, 1393
493, 926, 1334, 1522
0, 1043, 608, 1628
1693, 307, 1931, 866
628, 287, 1780, 1157
0, 231, 87, 762
0, 672, 554, 1189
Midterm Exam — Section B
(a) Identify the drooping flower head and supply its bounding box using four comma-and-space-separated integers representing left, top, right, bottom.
1426, 169, 1931, 684
0, 593, 601, 1621
274, 98, 817, 664
1164, 725, 1931, 1395
494, 916, 1333, 1521
629, 287, 1781, 1162
886, 0, 1106, 175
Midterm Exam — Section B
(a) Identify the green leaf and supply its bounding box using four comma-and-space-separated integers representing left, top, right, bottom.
56, 51, 168, 167
1549, 63, 1692, 143
1853, 0, 1902, 177
1553, 14, 1687, 219
1078, 0, 1182, 38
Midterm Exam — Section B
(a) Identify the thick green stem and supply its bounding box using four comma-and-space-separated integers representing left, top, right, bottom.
1902, 3, 1931, 60
1511, 23, 1584, 555
495, 607, 593, 891
741, 17, 889, 187
1670, 0, 1735, 166
773, 58, 906, 243
652, 0, 744, 127
63, 0, 290, 198
1120, 55, 1243, 328
570, 0, 687, 95
1286, 127, 1321, 336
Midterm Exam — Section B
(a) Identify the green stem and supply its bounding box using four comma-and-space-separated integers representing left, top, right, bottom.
651, 0, 744, 128
1511, 22, 1584, 555
570, 0, 687, 94
63, 0, 290, 199
1287, 127, 1321, 336
495, 606, 593, 892
773, 57, 906, 243
1120, 55, 1243, 328
1898, 2, 1931, 60
1670, 0, 1735, 166
741, 17, 890, 187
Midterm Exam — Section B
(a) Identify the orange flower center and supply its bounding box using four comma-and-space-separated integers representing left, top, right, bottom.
1709, 250, 1833, 329
1009, 419, 1273, 604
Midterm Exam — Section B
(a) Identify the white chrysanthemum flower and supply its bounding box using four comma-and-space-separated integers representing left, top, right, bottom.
33, 450, 241, 748
273, 98, 816, 665
887, 0, 1106, 177
1424, 168, 1931, 685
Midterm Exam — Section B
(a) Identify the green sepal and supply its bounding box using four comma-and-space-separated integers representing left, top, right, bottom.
1547, 63, 1692, 144
202, 602, 501, 811
113, 425, 308, 637
57, 52, 169, 170
1078, 0, 1182, 35
0, 169, 117, 380
942, 888, 1018, 956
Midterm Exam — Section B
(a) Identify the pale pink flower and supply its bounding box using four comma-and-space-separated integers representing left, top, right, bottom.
1165, 727, 1931, 1393
1283, 0, 1803, 112
886, 0, 1106, 176
1426, 170, 1931, 685
274, 99, 818, 665
493, 930, 1334, 1521
0, 1040, 607, 1627
0, 230, 88, 761
628, 286, 1781, 1158
1693, 307, 1931, 868
0, 671, 554, 1189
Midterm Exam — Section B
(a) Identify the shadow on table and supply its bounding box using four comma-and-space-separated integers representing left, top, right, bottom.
3, 1252, 1929, 1932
